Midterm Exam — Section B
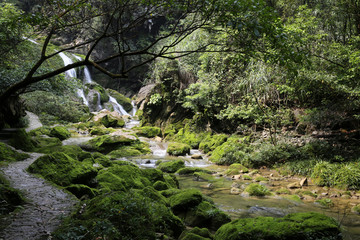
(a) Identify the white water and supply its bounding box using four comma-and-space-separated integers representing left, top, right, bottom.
77, 89, 89, 106
58, 52, 77, 79
109, 96, 130, 116
96, 92, 102, 111
131, 101, 137, 116
73, 54, 92, 84
23, 37, 39, 45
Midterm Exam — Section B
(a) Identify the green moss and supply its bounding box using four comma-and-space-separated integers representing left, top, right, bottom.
167, 142, 191, 156
88, 83, 109, 103
244, 183, 271, 197
180, 227, 213, 240
275, 188, 291, 195
164, 173, 179, 188
224, 163, 249, 176
89, 126, 115, 135
28, 126, 51, 136
134, 126, 162, 138
0, 142, 29, 162
158, 159, 185, 173
170, 125, 208, 149
65, 184, 98, 199
100, 114, 125, 128
255, 176, 269, 182
96, 164, 151, 192
28, 152, 97, 187
169, 189, 203, 213
108, 147, 143, 158
214, 212, 341, 240
176, 167, 213, 175
185, 201, 231, 230
36, 144, 92, 161
57, 190, 184, 239
49, 126, 71, 140
153, 180, 169, 191
84, 135, 136, 153
194, 172, 215, 181
91, 152, 113, 167
284, 195, 302, 203
106, 89, 133, 112
316, 198, 334, 208
199, 134, 228, 153
142, 168, 165, 182
32, 136, 62, 151
9, 128, 35, 151
242, 175, 252, 180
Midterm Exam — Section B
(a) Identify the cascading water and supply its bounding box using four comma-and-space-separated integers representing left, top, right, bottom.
96, 92, 102, 111
58, 52, 77, 79
109, 96, 130, 116
77, 89, 89, 106
131, 101, 137, 116
73, 55, 93, 84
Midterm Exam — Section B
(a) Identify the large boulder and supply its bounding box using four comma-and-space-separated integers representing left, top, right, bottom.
0, 142, 29, 162
82, 134, 137, 153
92, 110, 125, 128
49, 126, 71, 140
167, 142, 190, 156
214, 212, 342, 240
158, 159, 185, 173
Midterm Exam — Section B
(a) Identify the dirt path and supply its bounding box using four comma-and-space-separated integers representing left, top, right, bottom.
0, 152, 78, 240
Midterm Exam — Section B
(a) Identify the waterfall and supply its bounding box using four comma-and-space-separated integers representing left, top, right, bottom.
58, 52, 77, 79
23, 37, 39, 45
77, 89, 89, 106
131, 101, 137, 116
109, 96, 130, 116
96, 92, 103, 111
73, 54, 92, 84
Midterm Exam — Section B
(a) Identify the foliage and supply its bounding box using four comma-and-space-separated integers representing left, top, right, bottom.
244, 183, 271, 197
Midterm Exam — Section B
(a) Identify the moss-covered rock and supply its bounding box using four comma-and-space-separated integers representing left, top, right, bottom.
32, 136, 62, 151
36, 144, 92, 161
142, 168, 165, 182
169, 123, 208, 149
96, 164, 151, 192
176, 167, 213, 175
0, 142, 29, 162
83, 135, 136, 153
179, 227, 213, 240
199, 134, 228, 154
107, 88, 133, 112
224, 163, 249, 175
28, 126, 51, 137
158, 159, 185, 173
49, 126, 71, 140
91, 152, 113, 167
65, 184, 98, 199
244, 183, 271, 197
9, 129, 35, 151
153, 180, 170, 191
134, 126, 162, 138
185, 201, 231, 230
100, 114, 125, 128
167, 142, 191, 156
89, 126, 116, 135
108, 147, 143, 158
56, 190, 184, 239
214, 212, 342, 240
28, 152, 97, 187
169, 189, 204, 213
88, 83, 109, 103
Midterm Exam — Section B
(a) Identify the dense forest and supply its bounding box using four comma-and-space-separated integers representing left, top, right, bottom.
1, 0, 360, 239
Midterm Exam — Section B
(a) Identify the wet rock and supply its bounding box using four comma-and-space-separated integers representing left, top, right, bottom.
300, 177, 308, 187
191, 154, 203, 159
230, 187, 241, 195
287, 182, 301, 189
231, 182, 240, 188
321, 192, 329, 197
232, 175, 241, 180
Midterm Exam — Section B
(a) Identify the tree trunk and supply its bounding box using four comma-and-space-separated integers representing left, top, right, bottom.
0, 96, 26, 129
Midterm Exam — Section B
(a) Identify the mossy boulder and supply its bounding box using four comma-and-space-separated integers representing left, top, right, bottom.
170, 124, 208, 149
49, 126, 71, 140
28, 126, 51, 136
88, 83, 109, 103
176, 167, 213, 175
108, 147, 143, 158
96, 164, 151, 192
167, 142, 191, 156
158, 159, 185, 173
89, 126, 115, 135
100, 114, 125, 128
57, 190, 184, 239
142, 168, 165, 182
199, 134, 228, 153
0, 142, 29, 162
134, 126, 162, 138
244, 183, 271, 197
214, 212, 342, 240
36, 144, 92, 161
32, 136, 62, 151
107, 88, 133, 112
65, 184, 98, 199
9, 129, 35, 151
28, 152, 98, 187
224, 163, 249, 175
179, 227, 213, 240
169, 189, 204, 213
83, 135, 137, 153
185, 201, 231, 230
